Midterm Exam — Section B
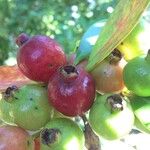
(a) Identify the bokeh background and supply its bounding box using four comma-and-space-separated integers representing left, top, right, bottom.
0, 0, 120, 65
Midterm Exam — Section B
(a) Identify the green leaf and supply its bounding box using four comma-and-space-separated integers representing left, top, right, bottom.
74, 19, 107, 65
86, 0, 150, 72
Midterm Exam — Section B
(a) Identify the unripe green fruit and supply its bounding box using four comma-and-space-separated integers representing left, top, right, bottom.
40, 118, 85, 150
129, 94, 150, 133
89, 94, 134, 140
123, 51, 150, 97
0, 84, 54, 131
117, 18, 150, 61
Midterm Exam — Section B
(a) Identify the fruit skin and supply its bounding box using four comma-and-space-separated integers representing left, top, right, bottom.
40, 118, 85, 150
123, 52, 150, 97
0, 125, 34, 150
0, 84, 53, 131
135, 117, 150, 134
34, 137, 40, 150
129, 94, 150, 133
48, 65, 95, 117
16, 34, 66, 83
89, 94, 134, 140
91, 59, 125, 94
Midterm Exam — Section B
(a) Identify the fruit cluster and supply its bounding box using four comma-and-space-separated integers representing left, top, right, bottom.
0, 18, 150, 150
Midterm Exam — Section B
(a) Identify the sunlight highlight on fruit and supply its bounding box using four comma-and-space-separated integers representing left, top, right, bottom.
65, 137, 83, 150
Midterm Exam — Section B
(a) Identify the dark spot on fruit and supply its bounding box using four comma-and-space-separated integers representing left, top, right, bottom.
48, 64, 53, 68
41, 128, 61, 146
121, 42, 123, 45
14, 97, 18, 100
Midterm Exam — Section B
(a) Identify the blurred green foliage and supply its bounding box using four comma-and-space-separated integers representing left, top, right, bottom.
0, 0, 119, 65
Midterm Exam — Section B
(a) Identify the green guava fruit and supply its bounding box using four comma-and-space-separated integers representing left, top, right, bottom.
0, 84, 54, 131
129, 94, 150, 133
89, 94, 134, 140
40, 118, 85, 150
123, 50, 150, 97
117, 18, 150, 61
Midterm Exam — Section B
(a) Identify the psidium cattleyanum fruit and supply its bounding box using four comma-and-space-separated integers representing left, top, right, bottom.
0, 125, 34, 150
128, 94, 150, 134
48, 65, 95, 117
117, 18, 150, 61
0, 84, 54, 131
123, 49, 150, 97
16, 33, 67, 83
40, 118, 85, 150
91, 49, 125, 94
89, 94, 134, 140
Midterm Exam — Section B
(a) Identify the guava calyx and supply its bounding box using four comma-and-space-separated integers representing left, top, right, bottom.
2, 85, 18, 102
41, 128, 61, 146
16, 33, 30, 47
107, 94, 124, 112
60, 65, 78, 82
107, 49, 122, 64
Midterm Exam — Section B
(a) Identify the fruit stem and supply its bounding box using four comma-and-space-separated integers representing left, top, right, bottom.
106, 94, 124, 113
31, 131, 41, 140
107, 49, 122, 64
60, 65, 78, 82
41, 128, 61, 146
81, 114, 101, 150
145, 49, 150, 63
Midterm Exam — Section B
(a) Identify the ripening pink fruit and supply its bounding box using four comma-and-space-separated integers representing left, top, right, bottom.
16, 33, 67, 83
48, 65, 95, 117
0, 125, 34, 150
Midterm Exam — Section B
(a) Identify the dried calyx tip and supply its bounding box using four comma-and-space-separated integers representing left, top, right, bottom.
16, 33, 29, 47
3, 85, 18, 100
61, 65, 78, 81
41, 128, 61, 146
107, 94, 123, 111
108, 49, 122, 64
63, 65, 78, 74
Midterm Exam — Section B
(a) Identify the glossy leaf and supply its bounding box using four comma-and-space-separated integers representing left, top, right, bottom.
74, 19, 107, 65
86, 0, 150, 71
0, 65, 31, 92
